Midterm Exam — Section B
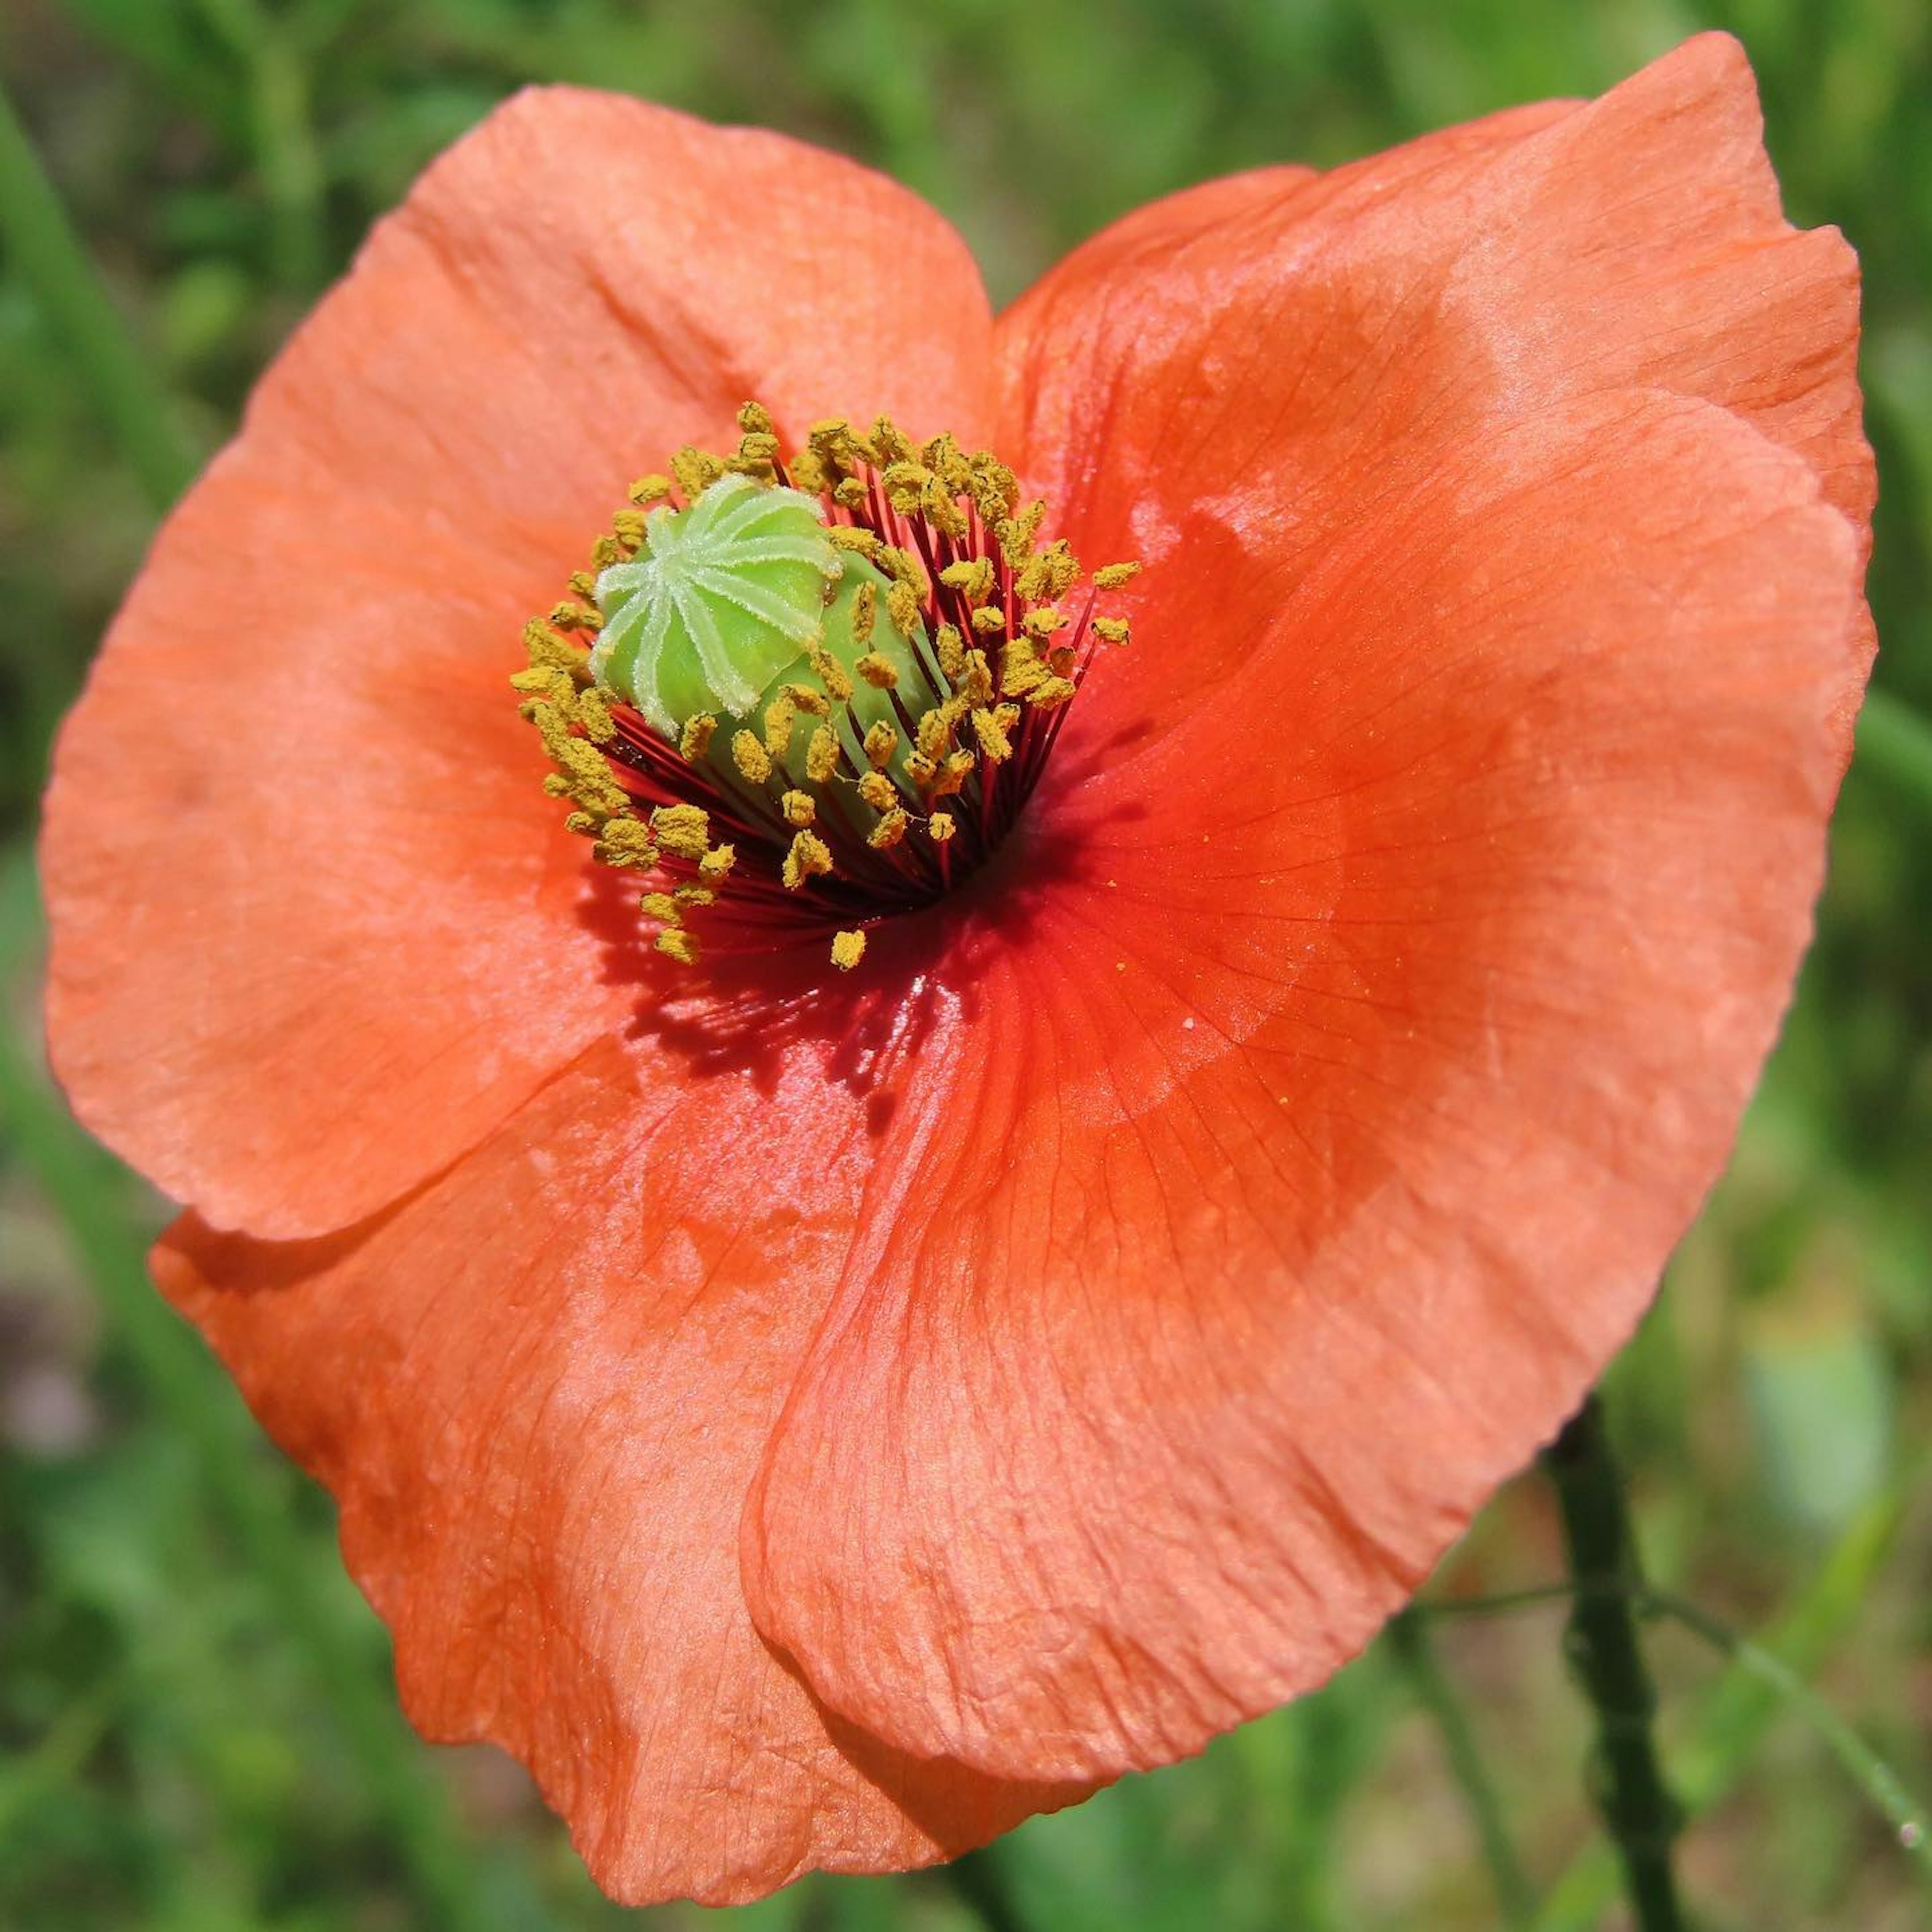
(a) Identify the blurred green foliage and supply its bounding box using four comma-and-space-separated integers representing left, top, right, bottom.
1, 2, 1928, 1928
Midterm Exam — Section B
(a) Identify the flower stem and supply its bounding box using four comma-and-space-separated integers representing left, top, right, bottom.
1543, 1395, 1687, 1932
0, 79, 197, 509
1387, 1606, 1535, 1927
1533, 1480, 1908, 1931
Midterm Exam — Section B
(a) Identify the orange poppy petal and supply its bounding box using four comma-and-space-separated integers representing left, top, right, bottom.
741, 373, 1867, 1779
43, 88, 993, 1239
1002, 34, 1867, 707
1023, 92, 1576, 296
154, 1040, 1090, 1906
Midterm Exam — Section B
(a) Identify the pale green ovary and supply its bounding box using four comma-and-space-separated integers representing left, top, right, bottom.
589, 474, 840, 737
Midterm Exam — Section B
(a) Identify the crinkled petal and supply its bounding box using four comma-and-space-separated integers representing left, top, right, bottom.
155, 1039, 1089, 1906
43, 88, 993, 1238
1003, 33, 1868, 755
742, 365, 1867, 1777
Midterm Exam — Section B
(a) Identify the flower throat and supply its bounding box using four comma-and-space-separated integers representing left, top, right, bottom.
515, 404, 1137, 971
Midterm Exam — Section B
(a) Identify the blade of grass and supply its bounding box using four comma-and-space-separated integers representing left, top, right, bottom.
0, 1665, 129, 1844
1648, 1591, 1931, 1882
190, 0, 328, 292
0, 79, 197, 508
1856, 688, 1932, 817
1387, 1607, 1535, 1928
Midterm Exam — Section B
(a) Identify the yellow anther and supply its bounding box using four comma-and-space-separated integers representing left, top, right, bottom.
870, 415, 914, 464
806, 640, 853, 703
786, 682, 830, 716
929, 750, 975, 799
972, 706, 1015, 762
671, 445, 724, 501
764, 691, 797, 759
640, 893, 682, 924
522, 619, 579, 670
922, 478, 969, 539
574, 686, 616, 742
857, 770, 897, 812
881, 460, 931, 511
851, 581, 877, 646
1093, 561, 1142, 590
549, 601, 599, 631
552, 740, 626, 816
831, 929, 867, 972
904, 750, 939, 788
1028, 675, 1078, 710
571, 564, 602, 594
1046, 544, 1083, 597
928, 812, 957, 843
940, 557, 996, 603
737, 400, 775, 435
563, 811, 601, 836
651, 803, 712, 860
924, 432, 970, 489
656, 928, 701, 965
856, 652, 899, 690
886, 580, 922, 636
806, 726, 841, 783
832, 476, 868, 508
970, 606, 1007, 635
699, 844, 737, 881
788, 449, 828, 493
782, 829, 833, 888
681, 713, 717, 761
1017, 539, 1080, 602
732, 729, 772, 783
961, 650, 995, 704
863, 720, 899, 770
936, 622, 968, 682
1001, 639, 1049, 695
781, 789, 817, 827
610, 508, 647, 548
674, 884, 716, 909
730, 431, 780, 473
996, 500, 1047, 566
593, 819, 660, 869
868, 808, 909, 849
969, 457, 1018, 524
628, 473, 674, 505
530, 700, 573, 757
830, 525, 882, 557
1092, 616, 1131, 645
1022, 607, 1070, 639
916, 700, 963, 759
509, 665, 569, 702
876, 544, 923, 590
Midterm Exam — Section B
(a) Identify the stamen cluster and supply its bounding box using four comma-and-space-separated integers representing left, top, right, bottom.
514, 402, 1138, 971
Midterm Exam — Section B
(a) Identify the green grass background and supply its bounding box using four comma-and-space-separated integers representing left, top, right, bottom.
2, 1, 1928, 1927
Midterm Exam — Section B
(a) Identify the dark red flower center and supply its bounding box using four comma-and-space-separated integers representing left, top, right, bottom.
514, 403, 1138, 970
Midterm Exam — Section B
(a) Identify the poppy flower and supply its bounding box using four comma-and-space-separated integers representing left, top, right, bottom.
40, 30, 1871, 1908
